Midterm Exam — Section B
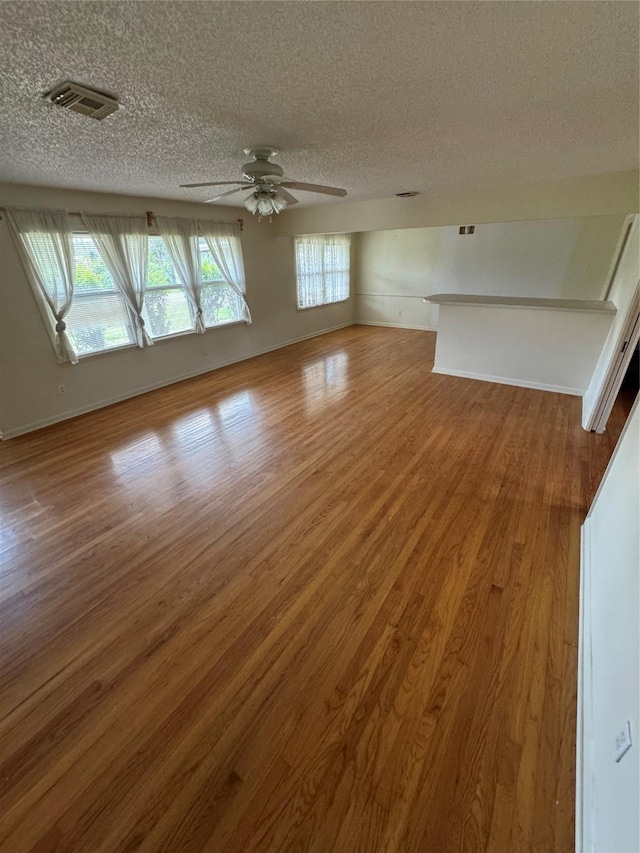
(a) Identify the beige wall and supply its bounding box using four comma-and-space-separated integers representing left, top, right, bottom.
355, 215, 625, 329
0, 184, 355, 437
275, 169, 638, 237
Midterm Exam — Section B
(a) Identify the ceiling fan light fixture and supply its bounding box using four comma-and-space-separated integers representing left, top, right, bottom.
243, 194, 260, 215
243, 189, 288, 218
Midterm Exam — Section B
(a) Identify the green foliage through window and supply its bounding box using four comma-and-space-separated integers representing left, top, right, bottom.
66, 232, 244, 357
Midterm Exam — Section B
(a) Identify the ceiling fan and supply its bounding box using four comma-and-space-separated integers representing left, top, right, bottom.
180, 147, 347, 217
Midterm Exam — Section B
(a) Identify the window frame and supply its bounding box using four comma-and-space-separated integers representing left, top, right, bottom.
198, 236, 246, 329
143, 234, 197, 340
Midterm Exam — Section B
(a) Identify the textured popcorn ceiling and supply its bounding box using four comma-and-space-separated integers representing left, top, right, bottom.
0, 1, 637, 208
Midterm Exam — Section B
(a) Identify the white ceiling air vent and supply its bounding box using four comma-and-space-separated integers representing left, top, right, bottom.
44, 82, 119, 121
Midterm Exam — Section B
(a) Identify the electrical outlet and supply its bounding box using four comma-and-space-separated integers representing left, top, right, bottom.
615, 721, 632, 763
57, 384, 66, 395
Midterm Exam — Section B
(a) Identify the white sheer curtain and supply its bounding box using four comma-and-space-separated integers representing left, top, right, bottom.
295, 235, 325, 309
81, 214, 152, 347
156, 216, 205, 333
295, 234, 350, 308
322, 234, 351, 304
199, 222, 251, 322
6, 208, 78, 363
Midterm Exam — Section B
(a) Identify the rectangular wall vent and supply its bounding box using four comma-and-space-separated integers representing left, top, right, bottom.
44, 81, 119, 121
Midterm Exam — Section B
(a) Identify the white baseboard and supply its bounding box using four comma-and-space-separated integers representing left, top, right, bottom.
431, 365, 584, 397
356, 320, 437, 332
1, 322, 354, 439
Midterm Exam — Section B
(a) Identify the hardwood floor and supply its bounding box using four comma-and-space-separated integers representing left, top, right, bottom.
0, 327, 626, 852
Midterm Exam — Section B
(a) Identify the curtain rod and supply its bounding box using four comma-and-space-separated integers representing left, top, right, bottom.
0, 208, 244, 231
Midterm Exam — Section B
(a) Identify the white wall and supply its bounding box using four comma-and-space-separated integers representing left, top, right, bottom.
583, 215, 640, 429
431, 217, 623, 299
579, 400, 639, 853
432, 303, 614, 395
355, 216, 624, 330
0, 184, 355, 437
275, 169, 639, 237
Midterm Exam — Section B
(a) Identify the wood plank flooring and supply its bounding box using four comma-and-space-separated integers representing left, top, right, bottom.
0, 327, 626, 852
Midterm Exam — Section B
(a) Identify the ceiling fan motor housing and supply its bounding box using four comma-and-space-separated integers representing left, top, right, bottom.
241, 147, 284, 182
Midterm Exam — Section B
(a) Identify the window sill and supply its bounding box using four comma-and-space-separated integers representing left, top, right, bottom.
77, 341, 136, 361
73, 319, 250, 361
296, 296, 351, 312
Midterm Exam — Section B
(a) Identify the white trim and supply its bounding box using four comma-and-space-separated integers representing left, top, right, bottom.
296, 296, 350, 312
577, 520, 592, 853
0, 322, 354, 439
355, 292, 429, 299
583, 284, 640, 432
582, 214, 639, 432
431, 366, 584, 396
356, 320, 437, 332
601, 214, 636, 300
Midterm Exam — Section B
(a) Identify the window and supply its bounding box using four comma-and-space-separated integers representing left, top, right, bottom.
144, 236, 193, 338
199, 238, 245, 327
8, 208, 250, 362
67, 234, 245, 354
66, 234, 135, 355
295, 234, 351, 309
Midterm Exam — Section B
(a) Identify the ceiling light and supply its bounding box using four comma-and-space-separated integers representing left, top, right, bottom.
243, 189, 288, 219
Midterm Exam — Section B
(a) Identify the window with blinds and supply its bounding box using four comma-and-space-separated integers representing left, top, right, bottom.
65, 234, 246, 356
9, 210, 250, 361
66, 234, 135, 355
294, 234, 351, 309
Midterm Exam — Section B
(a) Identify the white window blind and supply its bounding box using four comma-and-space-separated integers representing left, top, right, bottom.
66, 234, 136, 355
295, 233, 351, 309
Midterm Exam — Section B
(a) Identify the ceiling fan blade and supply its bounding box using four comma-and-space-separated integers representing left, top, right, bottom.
281, 181, 347, 197
180, 180, 253, 189
205, 186, 255, 203
275, 187, 299, 206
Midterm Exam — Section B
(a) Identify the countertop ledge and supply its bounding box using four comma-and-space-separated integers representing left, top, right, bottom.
424, 293, 617, 314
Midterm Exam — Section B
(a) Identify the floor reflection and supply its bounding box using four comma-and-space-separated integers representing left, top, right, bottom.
110, 431, 165, 478
171, 409, 216, 445
216, 389, 257, 429
303, 351, 349, 413
108, 390, 263, 497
